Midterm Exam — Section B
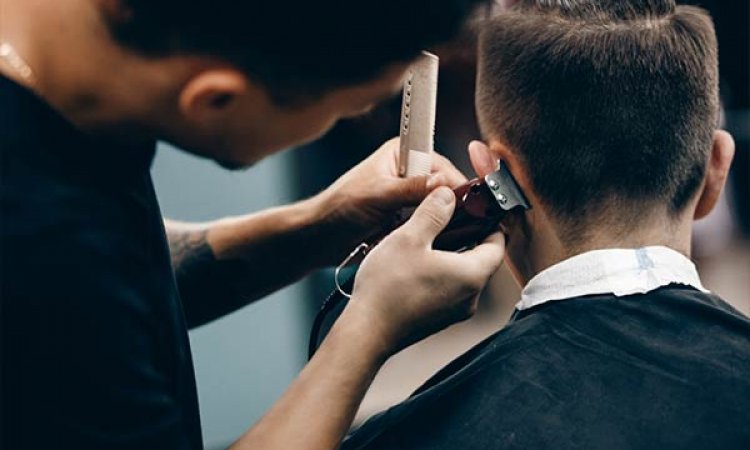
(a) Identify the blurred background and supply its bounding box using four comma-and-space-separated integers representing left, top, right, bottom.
151, 1, 748, 448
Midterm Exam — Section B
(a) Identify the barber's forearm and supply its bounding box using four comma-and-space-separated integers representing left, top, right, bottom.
166, 194, 355, 327
230, 307, 389, 450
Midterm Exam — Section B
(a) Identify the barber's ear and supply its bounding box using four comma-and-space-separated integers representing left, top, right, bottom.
178, 69, 248, 122
468, 140, 498, 178
694, 130, 735, 220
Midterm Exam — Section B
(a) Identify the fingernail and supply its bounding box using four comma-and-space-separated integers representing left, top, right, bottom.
433, 187, 454, 205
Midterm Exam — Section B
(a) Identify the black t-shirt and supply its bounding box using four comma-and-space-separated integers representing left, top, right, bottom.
343, 286, 750, 450
1, 76, 203, 449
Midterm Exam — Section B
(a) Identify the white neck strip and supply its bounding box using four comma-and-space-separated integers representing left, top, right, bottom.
517, 246, 708, 311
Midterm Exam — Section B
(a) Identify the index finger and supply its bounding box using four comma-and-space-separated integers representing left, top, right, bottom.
431, 152, 468, 188
451, 231, 506, 276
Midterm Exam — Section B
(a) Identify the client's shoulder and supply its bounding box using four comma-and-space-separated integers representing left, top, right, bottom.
419, 285, 750, 397
344, 288, 750, 450
409, 309, 564, 397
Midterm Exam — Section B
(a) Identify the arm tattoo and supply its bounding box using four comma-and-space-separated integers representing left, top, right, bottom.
167, 228, 211, 270
166, 227, 248, 328
164, 220, 312, 328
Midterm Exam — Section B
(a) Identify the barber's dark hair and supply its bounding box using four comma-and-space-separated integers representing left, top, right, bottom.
477, 0, 719, 245
108, 0, 486, 104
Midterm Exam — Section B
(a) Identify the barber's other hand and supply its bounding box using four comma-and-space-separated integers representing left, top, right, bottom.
315, 137, 467, 263
342, 187, 505, 355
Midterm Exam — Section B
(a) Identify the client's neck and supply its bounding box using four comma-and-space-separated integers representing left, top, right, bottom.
565, 218, 692, 258
513, 207, 694, 286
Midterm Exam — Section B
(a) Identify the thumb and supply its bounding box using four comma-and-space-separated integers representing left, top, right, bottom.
401, 187, 456, 244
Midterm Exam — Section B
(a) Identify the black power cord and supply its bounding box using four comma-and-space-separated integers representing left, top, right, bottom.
308, 274, 355, 359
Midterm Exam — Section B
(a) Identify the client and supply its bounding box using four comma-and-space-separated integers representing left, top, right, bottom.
343, 0, 750, 448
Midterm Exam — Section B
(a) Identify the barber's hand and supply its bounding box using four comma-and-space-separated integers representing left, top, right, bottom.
342, 187, 506, 355
315, 137, 467, 263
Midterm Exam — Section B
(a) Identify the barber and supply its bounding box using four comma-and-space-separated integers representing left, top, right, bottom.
1, 1, 503, 449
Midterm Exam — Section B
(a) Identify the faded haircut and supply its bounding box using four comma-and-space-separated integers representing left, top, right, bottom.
476, 0, 719, 245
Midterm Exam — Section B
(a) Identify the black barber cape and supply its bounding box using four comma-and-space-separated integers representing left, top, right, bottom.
1, 76, 203, 449
343, 286, 750, 450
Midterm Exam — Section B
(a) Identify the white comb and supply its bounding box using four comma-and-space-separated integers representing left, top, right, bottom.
398, 52, 439, 178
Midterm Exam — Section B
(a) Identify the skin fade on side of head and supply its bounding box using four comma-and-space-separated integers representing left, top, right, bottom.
476, 0, 719, 247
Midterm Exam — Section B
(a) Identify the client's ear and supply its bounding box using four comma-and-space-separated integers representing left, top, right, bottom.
694, 130, 735, 220
468, 139, 527, 183
468, 140, 498, 178
469, 140, 533, 236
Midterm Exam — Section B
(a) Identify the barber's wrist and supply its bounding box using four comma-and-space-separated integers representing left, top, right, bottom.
304, 189, 373, 266
327, 302, 394, 365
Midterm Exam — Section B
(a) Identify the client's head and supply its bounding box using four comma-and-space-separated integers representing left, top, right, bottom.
472, 0, 735, 284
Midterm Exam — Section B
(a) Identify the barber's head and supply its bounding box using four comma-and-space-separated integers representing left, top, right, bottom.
472, 0, 734, 282
101, 0, 485, 165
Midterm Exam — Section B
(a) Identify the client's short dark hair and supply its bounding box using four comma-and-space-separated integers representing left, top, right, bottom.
107, 0, 486, 104
477, 0, 719, 244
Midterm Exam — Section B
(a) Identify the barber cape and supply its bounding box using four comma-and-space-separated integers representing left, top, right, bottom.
342, 246, 750, 450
